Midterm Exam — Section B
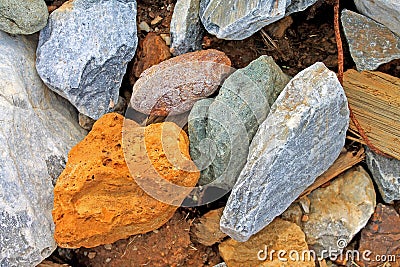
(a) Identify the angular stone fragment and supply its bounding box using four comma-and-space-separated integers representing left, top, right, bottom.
0, 32, 85, 266
220, 62, 349, 242
341, 9, 400, 71
130, 49, 232, 116
0, 0, 48, 34
199, 0, 318, 40
36, 0, 138, 119
53, 113, 199, 248
357, 204, 400, 267
191, 208, 227, 246
219, 218, 315, 267
302, 166, 376, 257
366, 147, 400, 204
189, 56, 290, 189
354, 0, 400, 36
170, 0, 204, 56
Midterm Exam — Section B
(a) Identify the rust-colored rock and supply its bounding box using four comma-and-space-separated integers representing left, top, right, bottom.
219, 218, 315, 267
357, 204, 400, 267
131, 32, 171, 83
53, 113, 199, 248
130, 49, 232, 116
191, 208, 227, 246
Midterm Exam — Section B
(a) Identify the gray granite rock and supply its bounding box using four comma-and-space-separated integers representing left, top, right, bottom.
366, 147, 400, 204
0, 32, 86, 266
354, 0, 400, 36
199, 0, 318, 40
36, 0, 138, 120
341, 9, 400, 71
220, 62, 349, 242
0, 0, 48, 34
189, 56, 290, 189
302, 166, 376, 257
170, 0, 204, 56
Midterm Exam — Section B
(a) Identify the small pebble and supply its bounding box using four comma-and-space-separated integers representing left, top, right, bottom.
154, 27, 160, 32
160, 34, 171, 46
153, 229, 159, 234
151, 16, 163, 25
167, 4, 172, 12
87, 252, 96, 259
138, 21, 151, 32
105, 258, 112, 263
103, 244, 112, 250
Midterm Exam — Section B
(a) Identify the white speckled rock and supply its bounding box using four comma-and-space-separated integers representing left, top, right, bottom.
0, 32, 86, 266
36, 0, 138, 120
220, 62, 349, 242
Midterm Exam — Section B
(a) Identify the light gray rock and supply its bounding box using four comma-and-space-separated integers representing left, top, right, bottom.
213, 263, 227, 267
220, 62, 349, 242
366, 147, 400, 204
189, 56, 290, 190
354, 0, 400, 36
170, 0, 204, 56
199, 0, 318, 40
36, 0, 138, 120
0, 0, 48, 34
0, 32, 86, 266
341, 9, 400, 71
302, 166, 376, 257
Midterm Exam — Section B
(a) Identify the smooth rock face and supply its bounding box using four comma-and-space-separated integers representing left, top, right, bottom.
219, 218, 315, 267
341, 9, 400, 71
36, 0, 138, 120
53, 113, 199, 248
366, 147, 400, 204
189, 56, 290, 189
199, 0, 318, 40
130, 49, 232, 116
220, 62, 349, 242
0, 32, 85, 266
170, 0, 204, 56
357, 204, 400, 267
302, 166, 376, 257
0, 0, 48, 34
354, 0, 400, 36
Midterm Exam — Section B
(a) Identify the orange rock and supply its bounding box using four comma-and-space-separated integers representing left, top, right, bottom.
53, 113, 199, 248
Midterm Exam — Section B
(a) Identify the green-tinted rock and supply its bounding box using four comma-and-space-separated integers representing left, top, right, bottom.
0, 0, 48, 34
188, 56, 290, 190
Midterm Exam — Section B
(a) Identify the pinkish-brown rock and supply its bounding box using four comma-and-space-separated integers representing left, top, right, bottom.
191, 208, 227, 246
130, 49, 232, 116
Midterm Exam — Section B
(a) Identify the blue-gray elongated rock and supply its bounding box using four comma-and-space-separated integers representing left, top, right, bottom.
0, 32, 86, 266
341, 9, 400, 71
366, 147, 400, 204
188, 56, 290, 190
36, 0, 138, 120
199, 0, 318, 40
220, 62, 349, 242
170, 0, 204, 56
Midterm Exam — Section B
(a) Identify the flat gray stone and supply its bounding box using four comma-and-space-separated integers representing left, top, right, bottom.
220, 62, 349, 242
302, 166, 376, 257
170, 0, 204, 56
0, 32, 86, 266
36, 0, 138, 120
341, 9, 400, 71
366, 147, 400, 204
189, 56, 290, 190
199, 0, 318, 40
0, 0, 48, 34
354, 0, 400, 36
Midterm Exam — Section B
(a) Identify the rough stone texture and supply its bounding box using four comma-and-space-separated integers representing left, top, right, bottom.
53, 113, 199, 248
0, 32, 85, 266
199, 0, 318, 40
341, 9, 400, 71
220, 62, 349, 242
170, 0, 204, 56
366, 147, 400, 204
281, 202, 303, 227
191, 208, 227, 246
354, 0, 400, 36
219, 218, 315, 267
189, 56, 290, 189
357, 204, 400, 267
36, 0, 138, 120
130, 49, 232, 116
302, 166, 376, 257
0, 0, 48, 34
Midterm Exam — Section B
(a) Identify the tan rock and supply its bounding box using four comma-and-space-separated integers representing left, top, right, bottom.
219, 218, 315, 267
191, 208, 227, 246
53, 113, 199, 248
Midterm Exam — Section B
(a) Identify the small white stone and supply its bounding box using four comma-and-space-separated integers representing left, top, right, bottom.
138, 21, 151, 32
